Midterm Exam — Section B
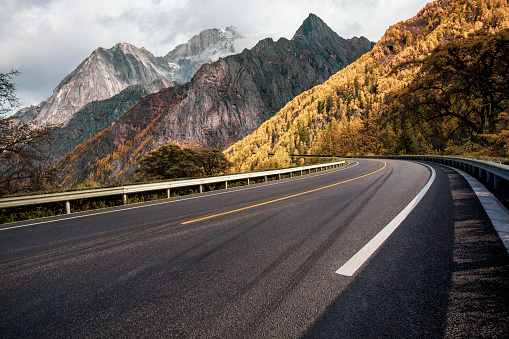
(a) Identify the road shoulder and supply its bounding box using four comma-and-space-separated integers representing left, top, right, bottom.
448, 165, 509, 253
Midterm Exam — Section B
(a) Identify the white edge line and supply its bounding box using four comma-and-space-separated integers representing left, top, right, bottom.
0, 162, 359, 232
336, 163, 436, 277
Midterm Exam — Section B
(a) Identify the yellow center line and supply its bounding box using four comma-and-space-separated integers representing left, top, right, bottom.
181, 162, 387, 225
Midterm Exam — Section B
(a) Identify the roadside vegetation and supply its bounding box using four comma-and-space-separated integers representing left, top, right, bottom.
135, 143, 231, 180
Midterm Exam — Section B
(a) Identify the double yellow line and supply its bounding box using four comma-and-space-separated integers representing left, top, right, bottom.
182, 162, 387, 225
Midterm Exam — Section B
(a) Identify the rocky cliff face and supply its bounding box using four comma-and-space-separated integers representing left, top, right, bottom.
56, 14, 374, 186
15, 28, 237, 126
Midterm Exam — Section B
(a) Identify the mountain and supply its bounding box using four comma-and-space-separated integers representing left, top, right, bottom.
15, 27, 238, 126
55, 14, 374, 187
225, 0, 509, 171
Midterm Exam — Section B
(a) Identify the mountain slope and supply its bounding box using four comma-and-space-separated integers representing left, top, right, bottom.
15, 28, 238, 126
47, 79, 172, 163
225, 0, 509, 171
55, 14, 374, 187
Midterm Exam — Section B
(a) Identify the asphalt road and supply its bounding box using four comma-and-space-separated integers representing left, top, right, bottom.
1, 159, 508, 338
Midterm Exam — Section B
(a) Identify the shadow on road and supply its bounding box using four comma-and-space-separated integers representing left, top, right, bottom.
302, 166, 509, 338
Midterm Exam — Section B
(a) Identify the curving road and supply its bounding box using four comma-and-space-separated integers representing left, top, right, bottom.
1, 159, 508, 338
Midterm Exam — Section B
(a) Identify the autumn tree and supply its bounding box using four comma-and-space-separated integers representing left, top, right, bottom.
391, 29, 509, 150
0, 71, 58, 196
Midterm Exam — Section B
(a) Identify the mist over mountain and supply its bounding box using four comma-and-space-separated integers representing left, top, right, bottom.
55, 14, 374, 187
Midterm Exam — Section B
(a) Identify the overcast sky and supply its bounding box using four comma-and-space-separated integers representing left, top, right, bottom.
1, 0, 430, 111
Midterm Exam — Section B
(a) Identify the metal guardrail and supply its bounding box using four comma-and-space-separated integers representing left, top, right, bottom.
0, 161, 346, 214
351, 155, 509, 193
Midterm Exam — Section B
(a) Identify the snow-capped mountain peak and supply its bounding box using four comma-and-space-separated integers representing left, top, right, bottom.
15, 27, 239, 126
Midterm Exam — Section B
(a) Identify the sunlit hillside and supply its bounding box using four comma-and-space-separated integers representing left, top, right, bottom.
225, 0, 509, 172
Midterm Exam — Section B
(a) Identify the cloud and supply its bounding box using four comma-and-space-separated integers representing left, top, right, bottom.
1, 0, 430, 110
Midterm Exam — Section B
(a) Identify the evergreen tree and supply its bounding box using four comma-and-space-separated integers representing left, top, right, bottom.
136, 144, 231, 180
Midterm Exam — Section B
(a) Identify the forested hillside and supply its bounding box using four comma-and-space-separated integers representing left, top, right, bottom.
225, 0, 509, 172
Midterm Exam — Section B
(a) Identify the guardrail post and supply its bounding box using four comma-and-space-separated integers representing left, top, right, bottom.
265, 176, 268, 182
65, 201, 71, 214
122, 194, 127, 205
225, 181, 228, 189
247, 178, 250, 185
278, 173, 281, 180
494, 175, 501, 191
167, 189, 171, 199
199, 184, 203, 193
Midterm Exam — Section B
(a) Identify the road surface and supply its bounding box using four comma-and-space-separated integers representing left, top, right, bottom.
1, 159, 508, 337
